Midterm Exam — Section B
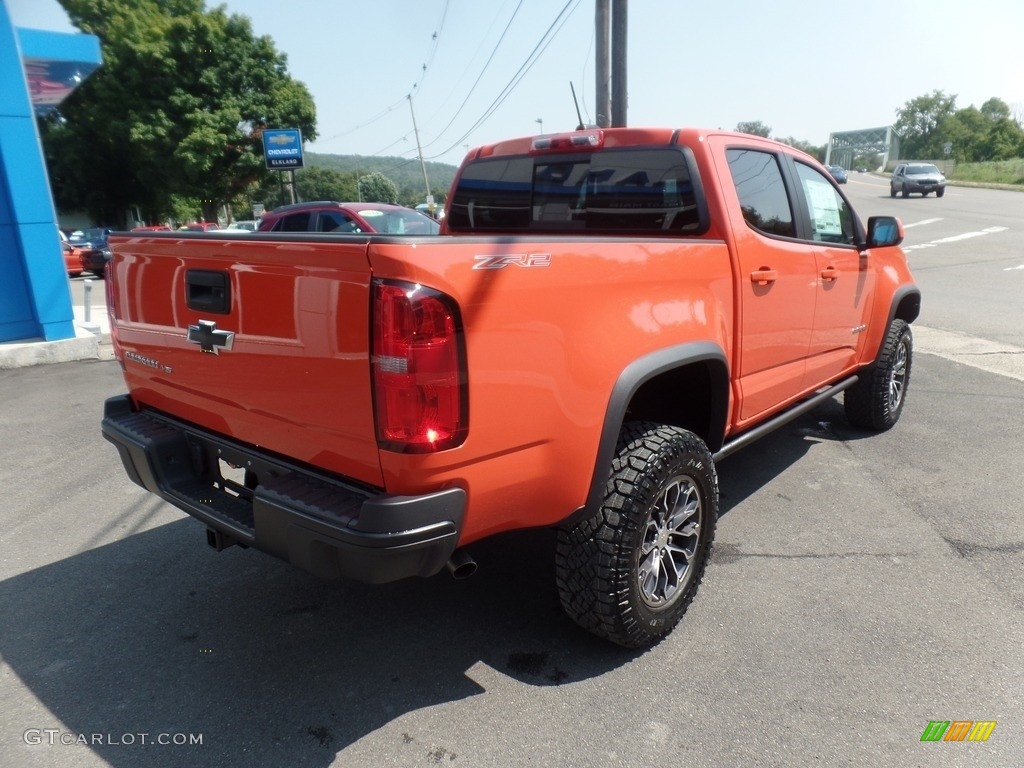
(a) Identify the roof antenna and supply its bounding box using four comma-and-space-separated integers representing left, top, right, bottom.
570, 81, 585, 130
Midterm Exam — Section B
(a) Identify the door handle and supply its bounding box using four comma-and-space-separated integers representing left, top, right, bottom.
186, 269, 231, 313
820, 266, 839, 282
750, 268, 777, 286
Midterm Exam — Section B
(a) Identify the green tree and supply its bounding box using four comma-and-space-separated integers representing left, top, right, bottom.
735, 120, 772, 138
895, 91, 1024, 161
977, 118, 1024, 161
979, 97, 1012, 122
893, 90, 958, 158
775, 136, 826, 162
43, 0, 316, 225
294, 166, 358, 202
357, 172, 398, 204
942, 106, 987, 162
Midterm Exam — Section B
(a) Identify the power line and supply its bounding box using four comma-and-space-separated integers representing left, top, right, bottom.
326, 0, 585, 165
411, 0, 450, 96
314, 0, 449, 147
316, 97, 407, 145
421, 0, 518, 124
416, 0, 526, 151
425, 0, 585, 159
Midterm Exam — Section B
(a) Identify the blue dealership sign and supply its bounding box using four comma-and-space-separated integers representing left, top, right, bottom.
262, 128, 303, 169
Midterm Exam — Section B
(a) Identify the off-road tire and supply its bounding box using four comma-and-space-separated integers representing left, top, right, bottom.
889, 184, 897, 198
901, 186, 910, 198
844, 319, 912, 430
936, 188, 945, 198
555, 422, 717, 648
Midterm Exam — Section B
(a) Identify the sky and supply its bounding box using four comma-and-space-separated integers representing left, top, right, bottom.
8, 0, 1024, 167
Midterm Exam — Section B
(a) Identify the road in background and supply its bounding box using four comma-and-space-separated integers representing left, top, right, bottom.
843, 174, 1023, 347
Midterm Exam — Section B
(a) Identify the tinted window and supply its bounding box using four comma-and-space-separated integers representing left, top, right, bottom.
726, 149, 795, 237
794, 163, 854, 244
274, 212, 312, 232
319, 211, 357, 232
448, 148, 704, 234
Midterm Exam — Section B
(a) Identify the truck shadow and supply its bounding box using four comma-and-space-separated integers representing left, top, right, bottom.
2, 394, 871, 767
715, 396, 864, 517
0, 517, 630, 767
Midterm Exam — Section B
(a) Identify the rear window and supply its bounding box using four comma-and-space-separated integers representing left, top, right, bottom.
447, 147, 707, 235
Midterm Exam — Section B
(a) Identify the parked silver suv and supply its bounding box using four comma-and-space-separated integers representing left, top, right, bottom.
890, 163, 946, 198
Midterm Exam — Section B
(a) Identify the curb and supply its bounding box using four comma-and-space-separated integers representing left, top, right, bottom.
0, 324, 113, 370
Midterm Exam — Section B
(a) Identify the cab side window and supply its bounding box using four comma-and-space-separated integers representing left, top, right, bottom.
318, 212, 357, 232
273, 212, 311, 232
725, 149, 795, 238
794, 163, 854, 244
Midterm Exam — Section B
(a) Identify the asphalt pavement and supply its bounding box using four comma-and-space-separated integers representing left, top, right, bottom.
1, 347, 1021, 767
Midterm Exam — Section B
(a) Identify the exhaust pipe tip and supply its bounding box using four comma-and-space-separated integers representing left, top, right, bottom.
446, 548, 477, 579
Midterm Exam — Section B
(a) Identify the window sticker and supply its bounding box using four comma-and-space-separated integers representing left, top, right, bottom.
804, 178, 842, 237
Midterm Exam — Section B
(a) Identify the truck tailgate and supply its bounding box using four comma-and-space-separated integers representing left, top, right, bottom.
107, 234, 384, 488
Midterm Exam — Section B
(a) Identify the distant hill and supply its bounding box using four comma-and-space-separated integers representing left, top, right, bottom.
306, 152, 459, 202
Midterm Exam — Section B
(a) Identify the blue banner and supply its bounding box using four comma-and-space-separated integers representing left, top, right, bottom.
262, 129, 303, 169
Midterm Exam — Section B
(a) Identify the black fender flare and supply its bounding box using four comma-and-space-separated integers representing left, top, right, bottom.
563, 341, 730, 529
870, 284, 921, 364
888, 284, 921, 326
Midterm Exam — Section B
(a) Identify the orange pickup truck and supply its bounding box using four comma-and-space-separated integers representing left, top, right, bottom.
102, 127, 919, 647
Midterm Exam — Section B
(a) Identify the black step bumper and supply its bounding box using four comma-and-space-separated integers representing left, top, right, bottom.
101, 395, 465, 583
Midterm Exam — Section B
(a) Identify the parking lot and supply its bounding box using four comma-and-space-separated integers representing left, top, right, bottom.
2, 180, 1023, 767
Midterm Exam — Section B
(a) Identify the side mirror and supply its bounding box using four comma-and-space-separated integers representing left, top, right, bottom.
866, 215, 903, 248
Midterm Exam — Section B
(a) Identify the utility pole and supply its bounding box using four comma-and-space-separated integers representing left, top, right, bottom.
611, 0, 627, 127
408, 95, 433, 213
595, 0, 610, 128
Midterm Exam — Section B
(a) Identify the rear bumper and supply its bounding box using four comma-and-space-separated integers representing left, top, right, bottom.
101, 395, 465, 583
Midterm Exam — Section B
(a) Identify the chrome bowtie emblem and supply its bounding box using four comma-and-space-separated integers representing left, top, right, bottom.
186, 320, 235, 354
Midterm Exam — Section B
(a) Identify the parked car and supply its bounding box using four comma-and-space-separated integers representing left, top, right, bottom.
67, 226, 111, 250
890, 163, 946, 198
80, 246, 112, 277
131, 224, 172, 232
827, 165, 848, 184
180, 222, 221, 232
223, 218, 258, 233
61, 240, 92, 277
257, 201, 441, 235
415, 202, 445, 221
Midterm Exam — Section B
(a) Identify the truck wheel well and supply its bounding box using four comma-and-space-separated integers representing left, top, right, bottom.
625, 363, 720, 451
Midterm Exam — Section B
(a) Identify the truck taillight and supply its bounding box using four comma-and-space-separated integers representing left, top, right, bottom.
372, 280, 467, 453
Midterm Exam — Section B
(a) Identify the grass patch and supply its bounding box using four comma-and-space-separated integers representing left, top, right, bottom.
947, 158, 1024, 186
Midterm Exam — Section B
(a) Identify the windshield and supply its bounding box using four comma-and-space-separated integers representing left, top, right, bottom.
358, 209, 440, 235
358, 207, 438, 234
908, 164, 940, 174
69, 227, 107, 243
